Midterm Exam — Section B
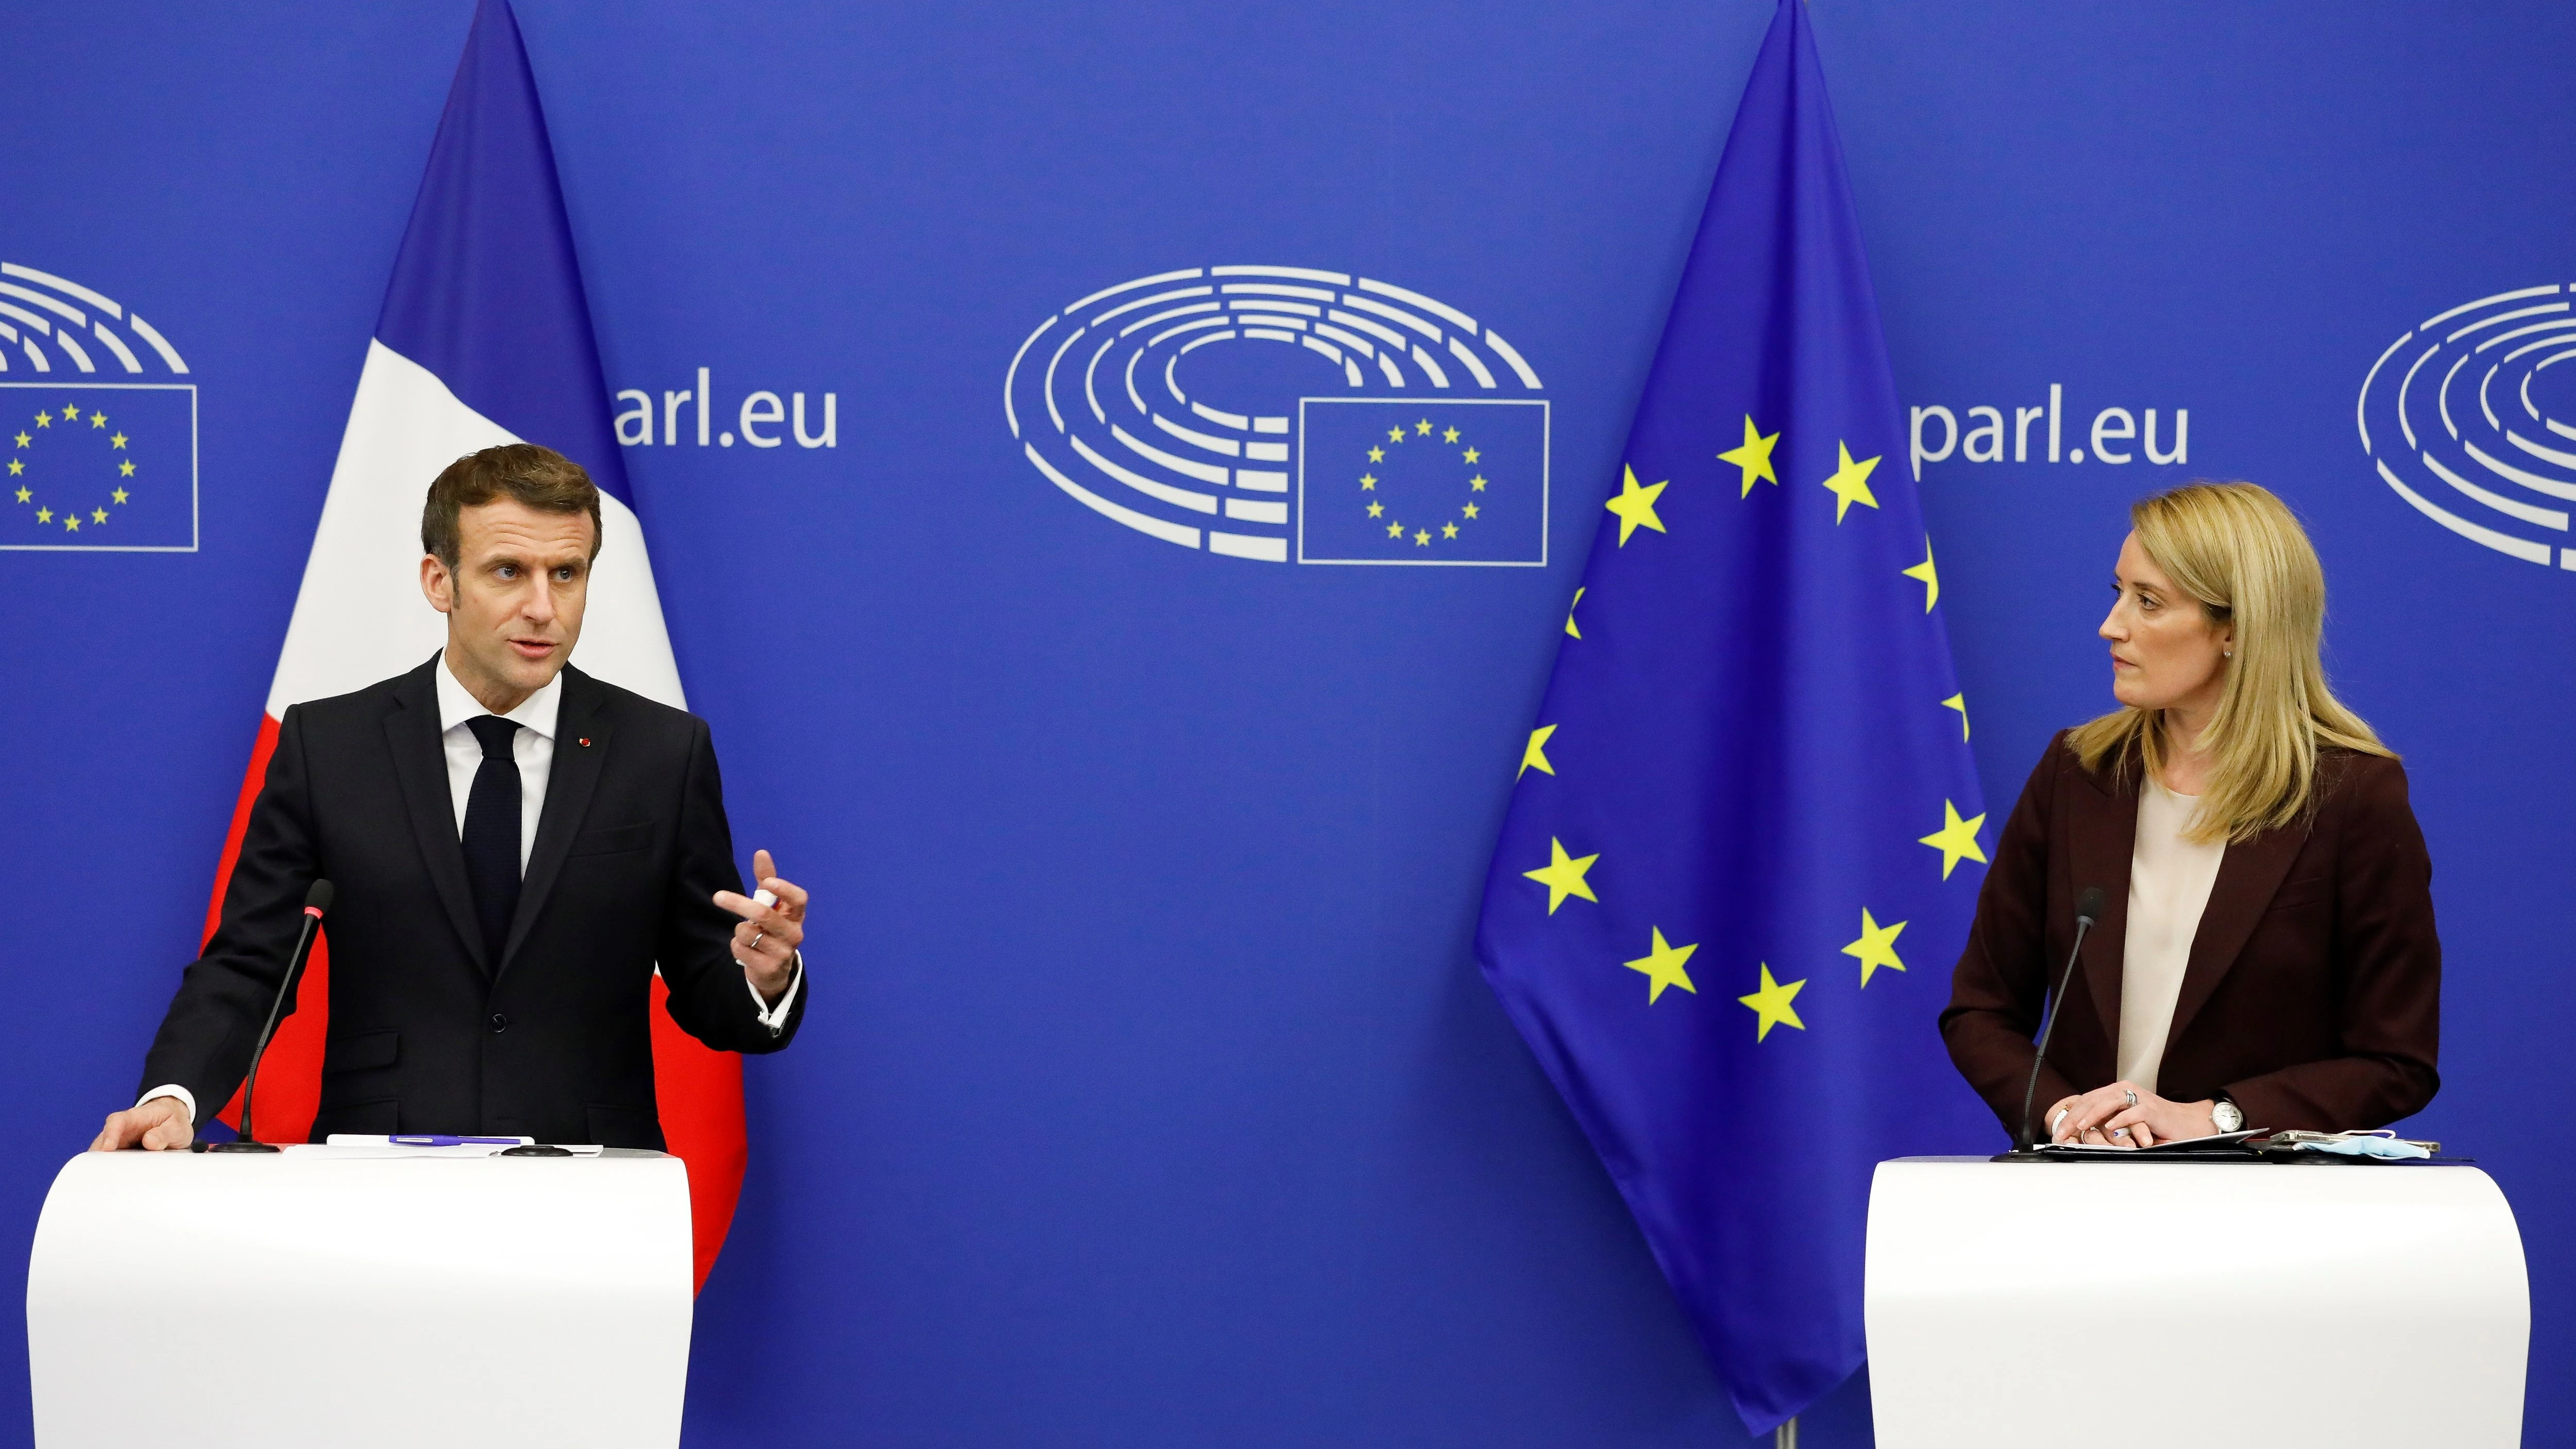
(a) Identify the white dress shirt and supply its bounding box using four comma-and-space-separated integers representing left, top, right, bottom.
142, 652, 799, 1125
2116, 777, 2228, 1095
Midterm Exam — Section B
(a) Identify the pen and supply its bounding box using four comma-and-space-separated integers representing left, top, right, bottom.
387, 1135, 526, 1147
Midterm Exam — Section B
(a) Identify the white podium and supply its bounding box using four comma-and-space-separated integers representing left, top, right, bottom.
27, 1147, 694, 1449
1865, 1157, 2528, 1449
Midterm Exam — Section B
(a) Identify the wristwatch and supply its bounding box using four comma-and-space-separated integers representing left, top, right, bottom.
2210, 1097, 2245, 1133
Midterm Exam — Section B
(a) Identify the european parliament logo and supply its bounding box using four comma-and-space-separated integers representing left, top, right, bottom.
1005, 265, 1547, 566
2359, 282, 2576, 574
0, 261, 196, 553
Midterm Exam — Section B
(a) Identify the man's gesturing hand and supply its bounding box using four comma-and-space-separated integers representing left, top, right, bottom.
715, 848, 807, 1001
91, 1095, 194, 1153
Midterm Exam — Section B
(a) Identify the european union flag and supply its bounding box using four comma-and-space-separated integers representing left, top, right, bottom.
2, 383, 196, 551
1298, 398, 1547, 565
1474, 2, 1989, 1434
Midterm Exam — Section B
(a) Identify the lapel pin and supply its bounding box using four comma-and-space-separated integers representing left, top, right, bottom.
579, 738, 591, 747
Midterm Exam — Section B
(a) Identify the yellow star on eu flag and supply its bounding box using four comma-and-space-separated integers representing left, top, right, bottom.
1903, 536, 1939, 610
1842, 909, 1908, 986
1717, 414, 1780, 497
1519, 724, 1556, 778
1387, 427, 1406, 444
1738, 964, 1806, 1041
1523, 837, 1600, 913
1605, 466, 1668, 545
60, 404, 80, 421
1819, 441, 1882, 522
111, 487, 129, 504
12, 486, 27, 503
1918, 799, 1988, 879
1565, 586, 1584, 639
1942, 693, 1969, 739
6, 460, 20, 476
1624, 928, 1700, 1004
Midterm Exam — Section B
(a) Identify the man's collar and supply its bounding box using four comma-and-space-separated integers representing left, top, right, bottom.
435, 650, 563, 741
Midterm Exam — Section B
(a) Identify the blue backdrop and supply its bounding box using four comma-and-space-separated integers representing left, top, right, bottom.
4, 4, 2570, 1445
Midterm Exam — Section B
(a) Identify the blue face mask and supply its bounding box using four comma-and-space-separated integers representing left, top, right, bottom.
2294, 1133, 2431, 1160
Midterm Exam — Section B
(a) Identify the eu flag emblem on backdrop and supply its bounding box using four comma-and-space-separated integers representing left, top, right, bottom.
3, 384, 195, 551
1474, 1, 1990, 1434
1298, 398, 1547, 565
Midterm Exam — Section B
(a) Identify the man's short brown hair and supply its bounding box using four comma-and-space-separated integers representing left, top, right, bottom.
421, 444, 604, 570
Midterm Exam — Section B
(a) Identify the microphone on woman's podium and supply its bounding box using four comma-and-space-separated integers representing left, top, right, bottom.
2015, 885, 2107, 1153
206, 879, 333, 1154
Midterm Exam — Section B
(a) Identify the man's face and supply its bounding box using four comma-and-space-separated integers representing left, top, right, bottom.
420, 498, 595, 711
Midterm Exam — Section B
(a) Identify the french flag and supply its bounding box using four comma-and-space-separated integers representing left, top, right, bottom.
205, 0, 748, 1291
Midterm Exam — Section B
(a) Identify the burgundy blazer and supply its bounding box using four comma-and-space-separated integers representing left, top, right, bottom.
1941, 731, 2439, 1138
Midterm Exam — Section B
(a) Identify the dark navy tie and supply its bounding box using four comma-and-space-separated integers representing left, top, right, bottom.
461, 715, 523, 969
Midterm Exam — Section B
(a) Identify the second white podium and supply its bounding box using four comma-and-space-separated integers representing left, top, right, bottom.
1866, 1156, 2528, 1449
27, 1146, 694, 1449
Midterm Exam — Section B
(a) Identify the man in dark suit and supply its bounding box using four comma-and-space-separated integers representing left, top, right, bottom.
92, 444, 807, 1151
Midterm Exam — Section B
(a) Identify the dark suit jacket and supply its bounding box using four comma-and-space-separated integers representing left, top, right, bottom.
142, 656, 805, 1147
1941, 730, 2438, 1137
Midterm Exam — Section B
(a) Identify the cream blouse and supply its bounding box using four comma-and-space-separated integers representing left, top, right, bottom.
2116, 778, 2228, 1094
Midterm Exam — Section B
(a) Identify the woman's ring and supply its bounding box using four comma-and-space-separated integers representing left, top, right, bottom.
2123, 1089, 2139, 1107
2112, 1127, 2129, 1138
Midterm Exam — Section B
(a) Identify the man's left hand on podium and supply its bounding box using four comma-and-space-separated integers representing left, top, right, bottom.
717, 848, 807, 1002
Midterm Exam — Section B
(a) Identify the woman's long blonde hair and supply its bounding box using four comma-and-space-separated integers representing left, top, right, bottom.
2066, 482, 2391, 842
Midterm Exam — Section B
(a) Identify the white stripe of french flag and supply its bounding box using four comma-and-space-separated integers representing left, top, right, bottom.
204, 0, 747, 1293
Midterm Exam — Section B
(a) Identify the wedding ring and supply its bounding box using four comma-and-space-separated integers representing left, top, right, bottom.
2123, 1089, 2139, 1107
750, 929, 766, 951
2112, 1127, 2129, 1138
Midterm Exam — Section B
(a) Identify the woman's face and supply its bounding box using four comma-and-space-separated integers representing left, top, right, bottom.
2099, 532, 2233, 718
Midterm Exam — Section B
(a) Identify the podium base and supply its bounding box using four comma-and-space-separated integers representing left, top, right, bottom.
1867, 1156, 2526, 1448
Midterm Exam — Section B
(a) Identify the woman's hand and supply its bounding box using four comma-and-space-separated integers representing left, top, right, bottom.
2042, 1091, 2137, 1146
2050, 1080, 2216, 1148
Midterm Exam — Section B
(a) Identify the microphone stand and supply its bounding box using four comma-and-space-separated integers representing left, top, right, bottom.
2005, 888, 2105, 1157
207, 881, 332, 1154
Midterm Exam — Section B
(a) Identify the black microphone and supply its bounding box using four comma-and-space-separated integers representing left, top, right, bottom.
2015, 885, 2106, 1153
207, 879, 333, 1154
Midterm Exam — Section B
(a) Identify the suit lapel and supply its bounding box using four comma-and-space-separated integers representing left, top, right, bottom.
2163, 816, 2305, 1051
500, 666, 610, 977
2066, 751, 2141, 1050
384, 656, 489, 976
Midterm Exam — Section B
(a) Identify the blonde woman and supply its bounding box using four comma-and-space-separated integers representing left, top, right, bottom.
1941, 482, 2438, 1147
